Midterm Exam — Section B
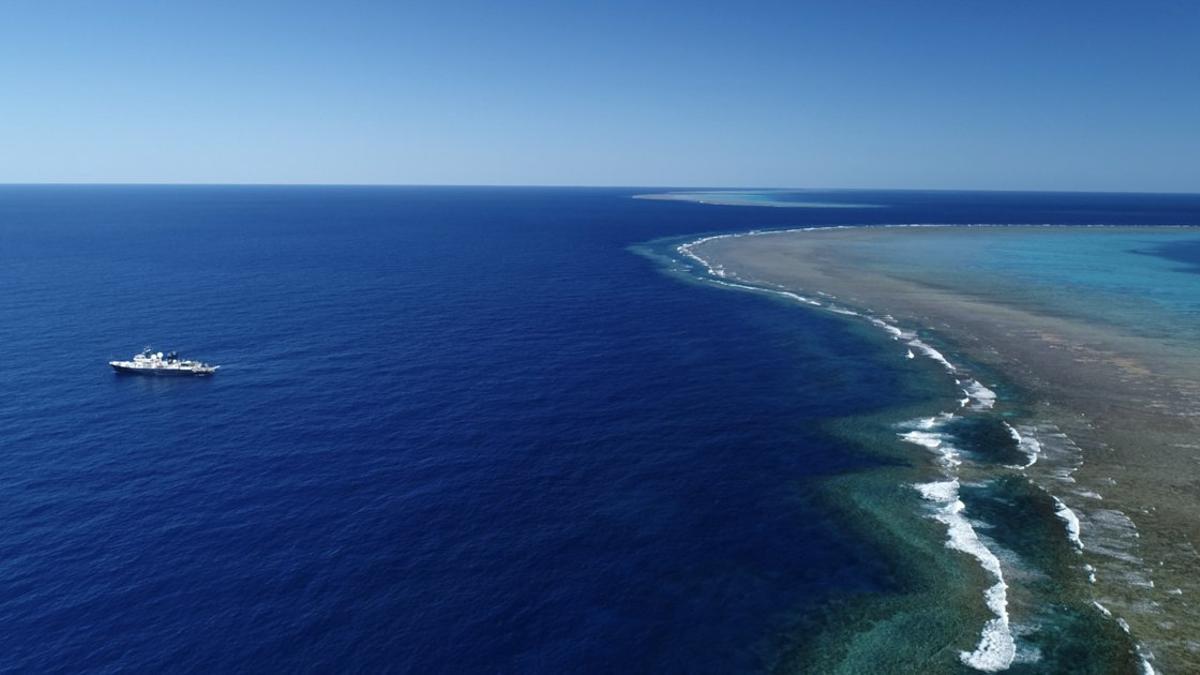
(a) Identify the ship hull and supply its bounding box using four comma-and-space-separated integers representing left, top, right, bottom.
110, 364, 216, 376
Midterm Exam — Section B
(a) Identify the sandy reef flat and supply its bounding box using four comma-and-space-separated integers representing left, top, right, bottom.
689, 226, 1200, 672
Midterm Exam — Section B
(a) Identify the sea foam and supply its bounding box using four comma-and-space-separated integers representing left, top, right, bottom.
962, 380, 997, 410
915, 479, 1016, 671
909, 339, 957, 373
1052, 496, 1084, 551
899, 415, 961, 468
1003, 423, 1041, 469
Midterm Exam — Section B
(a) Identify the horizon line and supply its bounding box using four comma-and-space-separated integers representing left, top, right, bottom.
0, 181, 1198, 197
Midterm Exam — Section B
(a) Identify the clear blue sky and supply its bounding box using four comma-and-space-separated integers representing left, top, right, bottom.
3, 1, 1198, 191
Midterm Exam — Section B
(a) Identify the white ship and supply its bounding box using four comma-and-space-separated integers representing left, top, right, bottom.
109, 347, 219, 376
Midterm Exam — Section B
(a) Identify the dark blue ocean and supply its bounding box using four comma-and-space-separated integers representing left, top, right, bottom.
2, 186, 1199, 672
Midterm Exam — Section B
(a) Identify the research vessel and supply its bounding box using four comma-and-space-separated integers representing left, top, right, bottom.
109, 347, 219, 376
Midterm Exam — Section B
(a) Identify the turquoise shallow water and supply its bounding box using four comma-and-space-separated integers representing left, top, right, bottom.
855, 227, 1200, 345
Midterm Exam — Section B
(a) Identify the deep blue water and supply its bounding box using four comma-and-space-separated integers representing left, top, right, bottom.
1138, 237, 1200, 273
2, 186, 1199, 672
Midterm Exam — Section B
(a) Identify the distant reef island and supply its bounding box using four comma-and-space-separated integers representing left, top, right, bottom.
634, 190, 882, 209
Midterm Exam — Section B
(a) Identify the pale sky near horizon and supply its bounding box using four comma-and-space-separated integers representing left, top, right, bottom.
3, 1, 1199, 191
